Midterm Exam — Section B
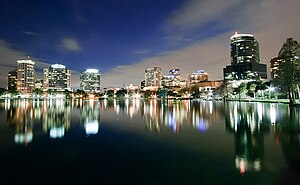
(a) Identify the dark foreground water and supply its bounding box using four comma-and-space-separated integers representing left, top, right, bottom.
0, 99, 300, 185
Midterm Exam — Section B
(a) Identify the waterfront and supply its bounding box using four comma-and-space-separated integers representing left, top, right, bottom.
0, 99, 300, 185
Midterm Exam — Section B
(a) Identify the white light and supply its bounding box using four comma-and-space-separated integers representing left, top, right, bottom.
51, 64, 66, 69
50, 127, 65, 138
85, 121, 99, 135
17, 59, 35, 65
86, 69, 99, 73
231, 33, 254, 40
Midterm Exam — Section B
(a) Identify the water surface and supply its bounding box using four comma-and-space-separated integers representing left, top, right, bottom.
0, 99, 299, 185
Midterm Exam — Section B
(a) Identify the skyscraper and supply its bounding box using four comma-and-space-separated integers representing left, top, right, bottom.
223, 33, 267, 80
80, 69, 101, 93
44, 64, 71, 92
144, 67, 161, 90
16, 59, 35, 93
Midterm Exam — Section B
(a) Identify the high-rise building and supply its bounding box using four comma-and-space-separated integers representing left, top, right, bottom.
44, 64, 71, 92
223, 33, 267, 80
144, 67, 161, 90
16, 59, 35, 93
188, 70, 208, 85
162, 68, 186, 88
8, 70, 17, 91
80, 69, 101, 93
270, 57, 284, 79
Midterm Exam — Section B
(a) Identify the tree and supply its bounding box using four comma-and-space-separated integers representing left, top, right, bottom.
115, 89, 127, 98
275, 38, 300, 106
33, 88, 43, 96
234, 83, 247, 101
0, 88, 6, 96
247, 82, 257, 98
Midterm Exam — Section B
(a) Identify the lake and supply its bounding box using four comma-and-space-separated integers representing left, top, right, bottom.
0, 99, 299, 185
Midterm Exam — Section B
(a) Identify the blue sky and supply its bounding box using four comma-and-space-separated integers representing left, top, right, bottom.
0, 0, 300, 88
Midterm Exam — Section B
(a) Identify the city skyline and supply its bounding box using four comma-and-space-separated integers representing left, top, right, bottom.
0, 0, 300, 89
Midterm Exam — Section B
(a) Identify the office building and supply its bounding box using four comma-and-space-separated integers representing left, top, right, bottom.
44, 64, 71, 92
223, 33, 267, 80
188, 70, 208, 85
270, 57, 284, 79
144, 67, 161, 91
8, 70, 17, 91
16, 59, 35, 93
162, 68, 187, 88
80, 69, 101, 93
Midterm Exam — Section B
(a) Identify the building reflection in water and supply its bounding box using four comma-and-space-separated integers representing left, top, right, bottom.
138, 99, 222, 133
274, 107, 300, 176
42, 99, 71, 139
6, 99, 36, 145
225, 102, 271, 175
80, 99, 100, 135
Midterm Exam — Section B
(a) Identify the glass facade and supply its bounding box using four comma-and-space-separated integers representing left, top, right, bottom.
16, 59, 35, 93
44, 64, 71, 92
224, 33, 267, 80
144, 67, 161, 90
80, 69, 101, 93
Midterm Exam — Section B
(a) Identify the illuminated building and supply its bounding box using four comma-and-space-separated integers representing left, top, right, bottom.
270, 57, 284, 79
144, 67, 161, 91
16, 59, 35, 93
188, 70, 208, 85
162, 68, 187, 88
44, 64, 71, 92
80, 69, 101, 93
8, 70, 17, 91
223, 33, 267, 80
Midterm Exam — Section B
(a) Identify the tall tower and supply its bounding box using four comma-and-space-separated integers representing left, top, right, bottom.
16, 59, 35, 93
145, 67, 161, 90
223, 33, 267, 81
230, 33, 260, 65
44, 64, 71, 92
80, 69, 101, 93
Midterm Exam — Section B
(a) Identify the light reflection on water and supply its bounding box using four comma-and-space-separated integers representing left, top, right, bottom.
1, 99, 300, 184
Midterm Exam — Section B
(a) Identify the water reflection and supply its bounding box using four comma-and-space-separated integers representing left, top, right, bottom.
80, 99, 100, 135
225, 102, 271, 175
140, 99, 223, 133
43, 99, 71, 139
3, 99, 100, 143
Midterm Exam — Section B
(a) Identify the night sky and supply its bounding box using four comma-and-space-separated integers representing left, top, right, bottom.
0, 0, 300, 88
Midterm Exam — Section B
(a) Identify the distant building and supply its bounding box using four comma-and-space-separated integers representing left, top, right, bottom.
188, 70, 208, 86
44, 64, 71, 92
144, 67, 161, 91
8, 70, 17, 91
223, 33, 267, 81
80, 69, 101, 93
270, 57, 284, 79
162, 68, 187, 88
16, 59, 35, 93
198, 80, 223, 92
